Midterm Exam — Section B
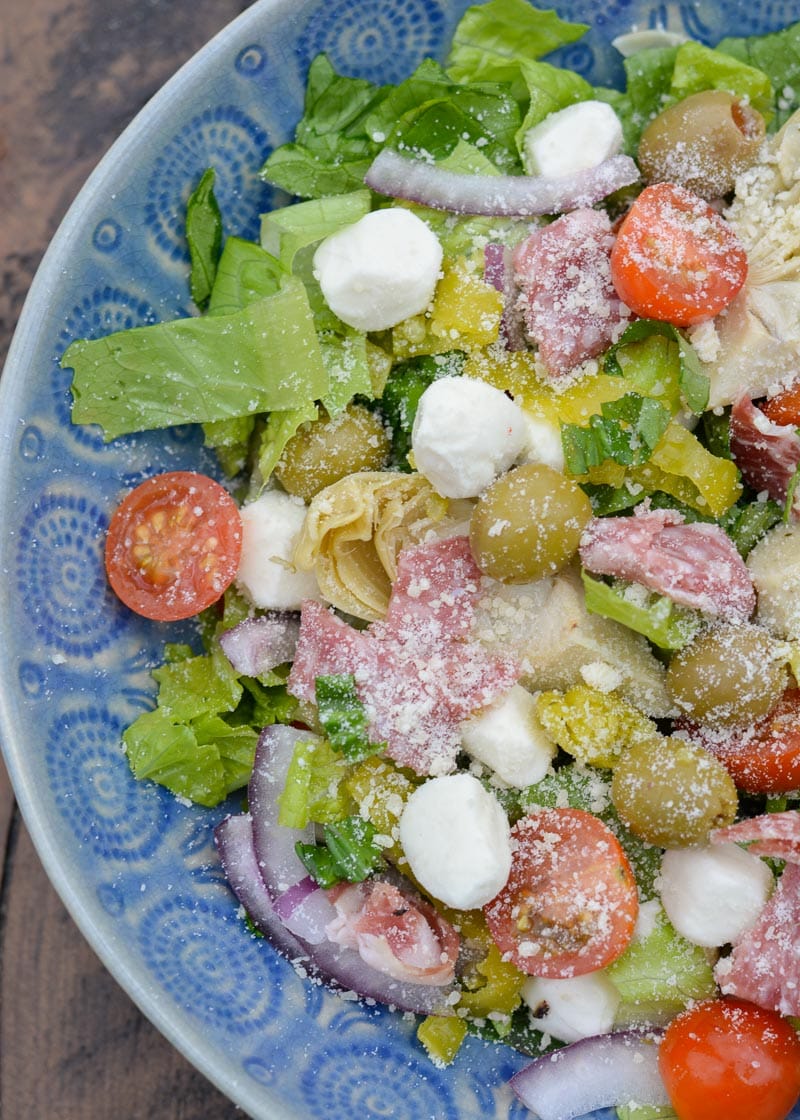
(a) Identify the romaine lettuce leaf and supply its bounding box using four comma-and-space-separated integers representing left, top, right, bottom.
260, 190, 372, 270
581, 570, 702, 651
446, 0, 588, 84
206, 235, 283, 316
670, 39, 773, 120
65, 276, 328, 440
515, 58, 594, 146
719, 18, 800, 128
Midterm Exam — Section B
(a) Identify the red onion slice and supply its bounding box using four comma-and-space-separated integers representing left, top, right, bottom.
484, 242, 528, 351
510, 1030, 668, 1120
218, 612, 300, 677
248, 724, 338, 944
213, 813, 310, 963
365, 149, 640, 216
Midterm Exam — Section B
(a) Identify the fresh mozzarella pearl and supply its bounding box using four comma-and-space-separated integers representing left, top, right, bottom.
517, 410, 566, 472
460, 684, 556, 788
236, 490, 323, 610
659, 842, 774, 948
522, 100, 624, 179
398, 773, 512, 909
521, 972, 621, 1043
312, 208, 443, 331
411, 376, 528, 498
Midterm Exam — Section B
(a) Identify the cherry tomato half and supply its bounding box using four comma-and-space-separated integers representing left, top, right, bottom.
484, 807, 638, 978
610, 183, 748, 327
680, 688, 800, 795
761, 381, 800, 426
659, 997, 800, 1120
105, 471, 242, 622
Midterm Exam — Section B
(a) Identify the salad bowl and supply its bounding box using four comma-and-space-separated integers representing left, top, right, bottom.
2, 0, 800, 1117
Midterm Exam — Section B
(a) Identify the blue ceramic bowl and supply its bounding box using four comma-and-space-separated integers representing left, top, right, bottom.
2, 1, 799, 1117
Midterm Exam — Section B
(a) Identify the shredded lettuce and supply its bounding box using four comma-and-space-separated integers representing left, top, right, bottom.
607, 904, 717, 1023
561, 393, 673, 476
315, 674, 385, 762
186, 167, 223, 310
296, 815, 384, 887
581, 570, 703, 651
277, 736, 354, 828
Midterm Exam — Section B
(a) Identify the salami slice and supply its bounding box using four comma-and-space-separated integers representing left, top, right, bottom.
729, 394, 800, 510
579, 506, 756, 619
288, 537, 519, 775
711, 810, 800, 862
512, 209, 630, 378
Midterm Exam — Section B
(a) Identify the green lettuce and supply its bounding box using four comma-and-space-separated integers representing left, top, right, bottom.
186, 167, 223, 310
719, 18, 800, 127
446, 0, 588, 84
260, 190, 372, 270
670, 40, 773, 120
277, 736, 354, 828
65, 276, 328, 440
206, 235, 283, 316
582, 570, 703, 651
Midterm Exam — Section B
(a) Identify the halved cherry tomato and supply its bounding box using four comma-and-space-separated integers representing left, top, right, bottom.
483, 807, 638, 978
680, 688, 800, 794
105, 471, 242, 622
760, 381, 800, 426
610, 183, 748, 326
658, 997, 800, 1120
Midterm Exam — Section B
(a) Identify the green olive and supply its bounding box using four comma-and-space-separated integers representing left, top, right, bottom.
666, 622, 787, 727
638, 90, 766, 199
469, 463, 592, 583
611, 735, 738, 847
275, 403, 390, 501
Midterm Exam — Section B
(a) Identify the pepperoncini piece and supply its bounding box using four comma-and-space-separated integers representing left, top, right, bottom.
417, 1015, 469, 1067
344, 755, 417, 858
535, 685, 660, 769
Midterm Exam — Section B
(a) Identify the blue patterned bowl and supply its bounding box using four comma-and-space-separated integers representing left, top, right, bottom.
2, 1, 799, 1118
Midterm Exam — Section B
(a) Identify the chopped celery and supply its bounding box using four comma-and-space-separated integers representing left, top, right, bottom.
581, 570, 703, 651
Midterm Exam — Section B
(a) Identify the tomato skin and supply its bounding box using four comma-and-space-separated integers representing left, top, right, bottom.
680, 688, 800, 795
761, 382, 800, 426
610, 183, 748, 327
483, 807, 638, 978
659, 998, 800, 1120
105, 471, 242, 622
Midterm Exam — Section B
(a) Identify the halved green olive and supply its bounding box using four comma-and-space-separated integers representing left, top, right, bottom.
638, 90, 766, 198
611, 734, 738, 847
469, 463, 592, 583
666, 622, 787, 727
276, 403, 390, 501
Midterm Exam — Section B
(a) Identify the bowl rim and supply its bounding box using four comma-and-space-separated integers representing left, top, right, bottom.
0, 1, 304, 1115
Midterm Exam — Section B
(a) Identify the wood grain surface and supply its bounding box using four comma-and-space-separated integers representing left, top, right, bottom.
0, 2, 255, 1116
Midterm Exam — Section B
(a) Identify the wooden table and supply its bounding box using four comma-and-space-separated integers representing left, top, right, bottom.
0, 2, 254, 1115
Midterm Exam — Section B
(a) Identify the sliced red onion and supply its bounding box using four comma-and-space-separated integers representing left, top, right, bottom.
248, 724, 337, 944
484, 241, 528, 351
213, 813, 310, 963
365, 149, 640, 217
510, 1030, 669, 1120
218, 612, 300, 677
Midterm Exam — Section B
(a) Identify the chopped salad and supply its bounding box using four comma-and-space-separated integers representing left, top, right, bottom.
62, 0, 800, 1116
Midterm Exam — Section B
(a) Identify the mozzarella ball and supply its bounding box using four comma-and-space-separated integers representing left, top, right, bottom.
521, 972, 621, 1043
659, 842, 774, 948
236, 490, 323, 610
517, 411, 566, 472
411, 376, 528, 498
460, 685, 557, 788
398, 773, 512, 909
313, 208, 443, 331
522, 100, 624, 179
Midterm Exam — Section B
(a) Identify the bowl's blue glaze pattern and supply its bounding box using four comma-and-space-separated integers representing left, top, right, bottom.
2, 0, 800, 1117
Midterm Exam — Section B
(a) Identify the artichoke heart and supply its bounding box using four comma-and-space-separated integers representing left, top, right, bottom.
293, 471, 464, 621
